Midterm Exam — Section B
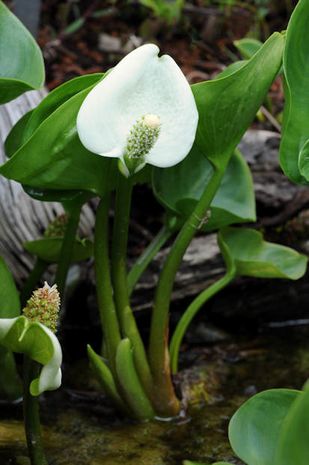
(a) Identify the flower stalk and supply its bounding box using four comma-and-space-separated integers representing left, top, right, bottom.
22, 283, 61, 465
23, 357, 48, 465
111, 175, 154, 399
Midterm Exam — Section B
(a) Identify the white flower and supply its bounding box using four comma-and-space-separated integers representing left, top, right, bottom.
0, 316, 62, 396
77, 44, 198, 176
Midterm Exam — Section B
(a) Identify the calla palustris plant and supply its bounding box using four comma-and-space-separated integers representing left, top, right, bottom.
0, 0, 307, 426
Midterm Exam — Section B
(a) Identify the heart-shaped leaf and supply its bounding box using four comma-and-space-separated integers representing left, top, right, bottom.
279, 0, 309, 185
153, 148, 255, 231
0, 86, 118, 196
0, 1, 44, 103
275, 387, 309, 465
218, 227, 308, 279
229, 389, 301, 465
24, 237, 93, 263
192, 32, 284, 170
0, 316, 62, 395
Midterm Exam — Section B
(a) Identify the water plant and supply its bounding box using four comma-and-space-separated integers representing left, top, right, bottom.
0, 0, 308, 463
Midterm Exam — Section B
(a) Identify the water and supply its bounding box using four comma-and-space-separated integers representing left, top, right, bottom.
1, 325, 309, 465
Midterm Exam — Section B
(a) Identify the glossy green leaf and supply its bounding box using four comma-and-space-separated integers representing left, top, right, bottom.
24, 237, 93, 264
0, 86, 118, 196
229, 389, 301, 465
234, 38, 263, 60
192, 32, 284, 170
0, 316, 62, 395
153, 148, 255, 231
3, 76, 106, 202
22, 74, 104, 142
4, 110, 33, 159
0, 1, 44, 103
280, 0, 309, 185
276, 388, 309, 465
218, 227, 308, 279
0, 257, 20, 318
217, 61, 246, 79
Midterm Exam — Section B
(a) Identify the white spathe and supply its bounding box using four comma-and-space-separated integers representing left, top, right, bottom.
0, 316, 62, 396
77, 44, 198, 171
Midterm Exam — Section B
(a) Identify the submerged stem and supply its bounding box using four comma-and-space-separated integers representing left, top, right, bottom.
170, 272, 234, 374
23, 356, 48, 465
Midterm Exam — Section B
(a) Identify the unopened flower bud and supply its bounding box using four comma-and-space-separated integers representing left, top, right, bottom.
44, 214, 68, 238
23, 282, 60, 333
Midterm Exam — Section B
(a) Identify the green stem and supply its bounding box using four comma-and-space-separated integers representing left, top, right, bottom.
94, 196, 121, 367
111, 176, 153, 397
20, 258, 48, 307
23, 356, 48, 465
54, 201, 83, 298
170, 272, 234, 374
148, 167, 225, 415
128, 224, 174, 296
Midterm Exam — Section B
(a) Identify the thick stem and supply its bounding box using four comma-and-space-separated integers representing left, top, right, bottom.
128, 224, 174, 296
20, 259, 48, 307
94, 196, 121, 367
111, 176, 153, 397
170, 273, 234, 374
23, 356, 48, 465
54, 201, 83, 298
148, 167, 225, 415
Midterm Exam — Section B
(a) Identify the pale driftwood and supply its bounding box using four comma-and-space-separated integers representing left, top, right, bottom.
0, 90, 95, 282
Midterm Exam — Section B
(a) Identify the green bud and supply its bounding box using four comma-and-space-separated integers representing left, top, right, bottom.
23, 282, 60, 333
